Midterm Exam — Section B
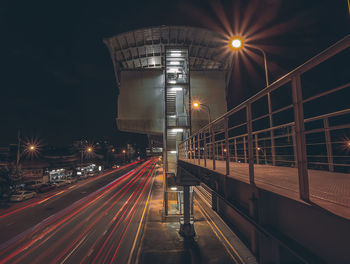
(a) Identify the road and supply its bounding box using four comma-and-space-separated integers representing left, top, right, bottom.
0, 158, 157, 264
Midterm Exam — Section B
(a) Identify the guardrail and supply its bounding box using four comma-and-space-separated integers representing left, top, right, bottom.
179, 35, 350, 202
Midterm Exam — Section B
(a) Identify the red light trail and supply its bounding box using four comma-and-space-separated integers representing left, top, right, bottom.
0, 158, 157, 264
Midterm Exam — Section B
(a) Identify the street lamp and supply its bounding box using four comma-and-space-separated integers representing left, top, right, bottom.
122, 149, 126, 163
229, 36, 269, 86
192, 100, 211, 123
229, 36, 276, 165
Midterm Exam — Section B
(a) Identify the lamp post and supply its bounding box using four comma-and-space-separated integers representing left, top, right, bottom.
122, 149, 126, 163
229, 36, 276, 165
192, 100, 211, 123
80, 144, 94, 168
14, 131, 39, 188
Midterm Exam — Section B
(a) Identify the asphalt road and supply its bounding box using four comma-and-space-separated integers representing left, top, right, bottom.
0, 158, 157, 264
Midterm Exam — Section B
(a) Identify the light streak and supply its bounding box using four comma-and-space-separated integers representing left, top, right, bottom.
51, 162, 153, 264
0, 161, 150, 263
92, 162, 156, 264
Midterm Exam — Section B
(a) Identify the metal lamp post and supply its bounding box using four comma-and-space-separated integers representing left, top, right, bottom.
229, 37, 276, 166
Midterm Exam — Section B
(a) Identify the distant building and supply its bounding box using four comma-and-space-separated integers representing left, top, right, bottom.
21, 160, 50, 184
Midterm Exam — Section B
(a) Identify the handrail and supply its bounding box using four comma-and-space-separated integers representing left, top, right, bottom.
179, 34, 350, 203
186, 35, 350, 139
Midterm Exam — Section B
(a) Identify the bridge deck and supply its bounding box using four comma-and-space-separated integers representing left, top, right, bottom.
179, 158, 350, 219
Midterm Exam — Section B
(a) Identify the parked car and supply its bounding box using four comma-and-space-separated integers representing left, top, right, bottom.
10, 191, 37, 202
65, 178, 78, 184
53, 180, 69, 188
38, 184, 56, 193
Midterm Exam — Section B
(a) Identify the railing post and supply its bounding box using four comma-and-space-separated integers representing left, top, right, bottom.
221, 142, 224, 161
186, 140, 189, 159
234, 138, 238, 162
246, 103, 255, 184
268, 93, 276, 166
243, 137, 247, 163
291, 75, 309, 201
255, 134, 259, 165
204, 132, 207, 167
211, 124, 216, 170
197, 133, 200, 165
323, 118, 334, 172
225, 117, 230, 175
292, 127, 297, 167
190, 137, 193, 161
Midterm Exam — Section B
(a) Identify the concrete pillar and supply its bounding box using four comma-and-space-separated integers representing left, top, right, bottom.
179, 185, 195, 238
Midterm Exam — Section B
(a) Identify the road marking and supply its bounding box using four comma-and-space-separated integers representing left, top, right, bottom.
38, 191, 65, 204
127, 173, 154, 264
60, 234, 87, 264
196, 199, 244, 264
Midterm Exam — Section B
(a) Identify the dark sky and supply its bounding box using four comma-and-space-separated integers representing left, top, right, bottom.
0, 0, 349, 147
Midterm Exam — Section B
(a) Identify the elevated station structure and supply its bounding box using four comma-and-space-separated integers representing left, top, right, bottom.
104, 26, 230, 221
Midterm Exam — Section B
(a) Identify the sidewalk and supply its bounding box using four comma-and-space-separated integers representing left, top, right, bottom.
135, 170, 256, 264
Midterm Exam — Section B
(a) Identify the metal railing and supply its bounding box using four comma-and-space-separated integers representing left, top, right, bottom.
178, 35, 350, 202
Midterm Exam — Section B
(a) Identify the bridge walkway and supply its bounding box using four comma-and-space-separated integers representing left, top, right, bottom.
179, 158, 350, 219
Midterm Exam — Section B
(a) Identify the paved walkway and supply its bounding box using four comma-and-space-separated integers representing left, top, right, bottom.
136, 171, 256, 264
180, 158, 350, 219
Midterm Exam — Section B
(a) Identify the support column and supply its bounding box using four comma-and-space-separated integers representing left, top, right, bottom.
179, 186, 195, 238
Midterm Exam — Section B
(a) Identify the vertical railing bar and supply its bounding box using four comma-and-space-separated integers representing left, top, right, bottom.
255, 134, 259, 165
246, 103, 255, 184
291, 75, 309, 201
225, 117, 230, 175
212, 124, 216, 170
234, 138, 238, 162
268, 93, 276, 166
243, 137, 247, 163
323, 118, 334, 172
197, 133, 200, 165
204, 131, 207, 167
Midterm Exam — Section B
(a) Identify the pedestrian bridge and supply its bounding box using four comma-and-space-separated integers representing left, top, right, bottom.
177, 35, 350, 263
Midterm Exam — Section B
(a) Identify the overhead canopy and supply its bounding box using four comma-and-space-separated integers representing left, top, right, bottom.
104, 26, 233, 84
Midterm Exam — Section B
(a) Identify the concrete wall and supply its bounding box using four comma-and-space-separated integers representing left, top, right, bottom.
117, 70, 227, 135
178, 160, 350, 264
118, 70, 164, 135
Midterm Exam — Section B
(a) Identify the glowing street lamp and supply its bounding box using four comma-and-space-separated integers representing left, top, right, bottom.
29, 145, 36, 151
122, 149, 126, 162
229, 36, 269, 87
229, 36, 244, 51
229, 35, 276, 165
192, 100, 211, 123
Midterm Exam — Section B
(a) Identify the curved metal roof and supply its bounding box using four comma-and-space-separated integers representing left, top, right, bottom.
104, 26, 232, 75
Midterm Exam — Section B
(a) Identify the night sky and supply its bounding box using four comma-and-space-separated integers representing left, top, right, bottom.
1, 0, 349, 147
